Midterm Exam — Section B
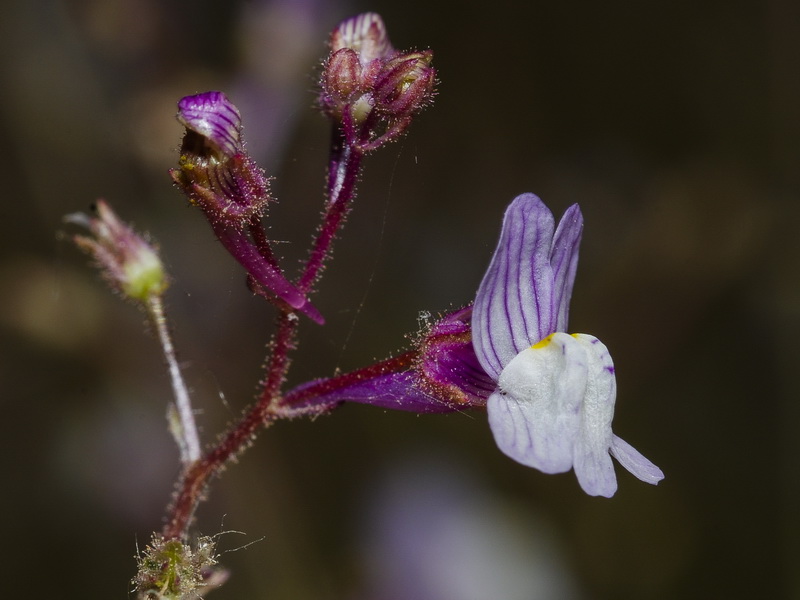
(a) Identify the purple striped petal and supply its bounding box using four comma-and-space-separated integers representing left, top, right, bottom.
331, 12, 394, 65
472, 194, 558, 379
549, 204, 583, 333
177, 92, 242, 158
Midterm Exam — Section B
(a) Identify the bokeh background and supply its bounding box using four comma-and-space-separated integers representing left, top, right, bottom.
2, 0, 798, 598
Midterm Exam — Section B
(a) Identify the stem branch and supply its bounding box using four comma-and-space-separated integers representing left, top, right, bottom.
148, 295, 201, 465
164, 123, 369, 539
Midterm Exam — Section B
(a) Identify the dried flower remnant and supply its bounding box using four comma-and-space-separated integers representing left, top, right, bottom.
134, 534, 227, 600
66, 201, 202, 464
65, 200, 167, 303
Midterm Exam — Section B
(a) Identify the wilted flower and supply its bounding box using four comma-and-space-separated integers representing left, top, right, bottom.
172, 91, 270, 225
171, 91, 322, 323
472, 194, 664, 497
65, 200, 167, 303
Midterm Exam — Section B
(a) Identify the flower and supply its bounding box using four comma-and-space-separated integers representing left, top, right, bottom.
283, 193, 663, 497
172, 91, 270, 225
472, 193, 664, 497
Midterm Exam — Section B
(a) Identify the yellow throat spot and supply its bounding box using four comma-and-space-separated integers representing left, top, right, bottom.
531, 333, 555, 349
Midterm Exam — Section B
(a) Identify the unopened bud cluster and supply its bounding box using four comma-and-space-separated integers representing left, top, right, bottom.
320, 12, 436, 149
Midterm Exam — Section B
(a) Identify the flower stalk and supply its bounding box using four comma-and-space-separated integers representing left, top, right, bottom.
297, 129, 363, 295
65, 201, 202, 467
148, 295, 202, 465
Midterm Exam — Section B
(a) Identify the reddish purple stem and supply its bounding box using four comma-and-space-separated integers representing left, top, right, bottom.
164, 122, 368, 540
298, 129, 363, 294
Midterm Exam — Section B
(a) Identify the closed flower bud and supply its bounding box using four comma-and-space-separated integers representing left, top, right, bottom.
374, 50, 435, 117
322, 48, 364, 116
330, 12, 394, 65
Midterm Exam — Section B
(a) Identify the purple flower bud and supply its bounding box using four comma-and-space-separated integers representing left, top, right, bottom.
325, 48, 363, 100
177, 91, 242, 159
321, 48, 366, 121
65, 200, 168, 302
373, 51, 436, 117
330, 12, 394, 65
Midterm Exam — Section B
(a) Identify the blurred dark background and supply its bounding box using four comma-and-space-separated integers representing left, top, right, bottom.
2, 0, 798, 598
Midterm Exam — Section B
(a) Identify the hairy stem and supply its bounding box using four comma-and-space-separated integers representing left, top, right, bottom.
163, 124, 368, 539
297, 127, 364, 294
163, 311, 297, 540
280, 350, 418, 415
248, 213, 281, 272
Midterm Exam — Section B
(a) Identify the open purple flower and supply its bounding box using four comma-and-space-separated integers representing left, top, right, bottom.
472, 193, 663, 497
284, 193, 662, 497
